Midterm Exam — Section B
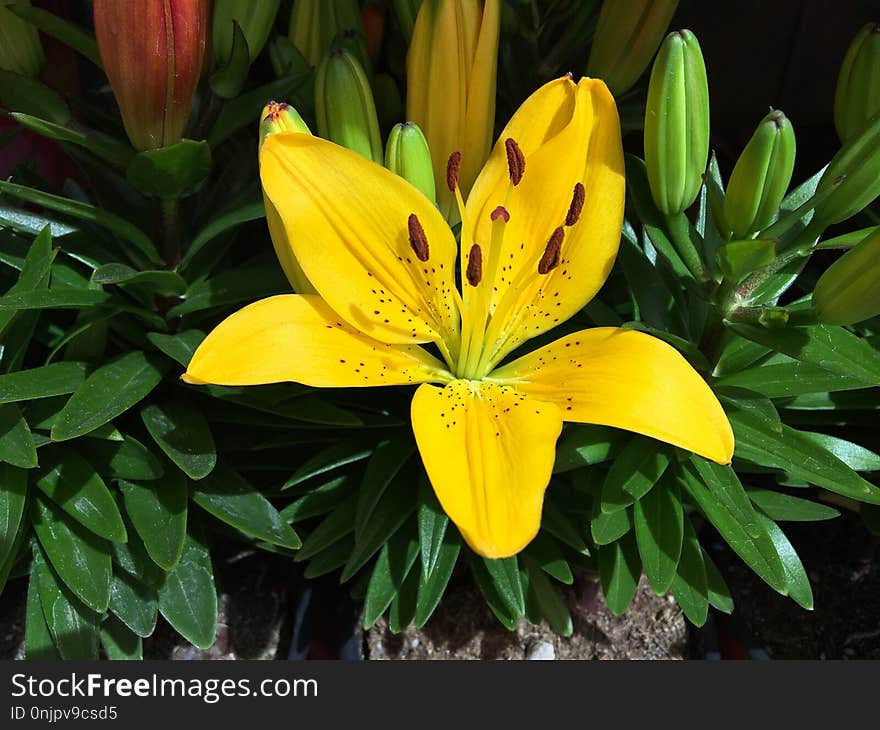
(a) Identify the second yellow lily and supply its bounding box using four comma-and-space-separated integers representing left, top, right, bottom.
185, 76, 734, 559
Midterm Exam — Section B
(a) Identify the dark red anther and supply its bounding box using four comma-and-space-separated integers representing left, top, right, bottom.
538, 227, 564, 275
504, 138, 525, 186
490, 205, 510, 222
466, 244, 483, 286
565, 182, 585, 226
446, 151, 462, 192
407, 213, 430, 262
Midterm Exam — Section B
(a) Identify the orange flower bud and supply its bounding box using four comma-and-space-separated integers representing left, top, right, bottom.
94, 0, 208, 151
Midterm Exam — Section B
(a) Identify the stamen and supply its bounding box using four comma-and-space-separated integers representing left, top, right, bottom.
446, 151, 462, 192
565, 182, 585, 226
538, 227, 564, 274
490, 205, 510, 222
504, 138, 525, 186
466, 244, 483, 286
407, 213, 430, 262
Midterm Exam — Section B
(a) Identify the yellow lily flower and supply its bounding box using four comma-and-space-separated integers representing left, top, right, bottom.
184, 76, 734, 559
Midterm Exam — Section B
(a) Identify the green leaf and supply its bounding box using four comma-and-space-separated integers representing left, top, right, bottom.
417, 479, 449, 579
302, 534, 353, 578
157, 531, 218, 649
524, 532, 573, 585
109, 527, 165, 589
0, 224, 56, 338
109, 569, 158, 638
33, 546, 99, 659
210, 21, 251, 98
0, 403, 37, 468
542, 496, 590, 554
634, 477, 684, 595
469, 554, 522, 630
799, 432, 880, 472
35, 447, 127, 542
729, 323, 880, 386
354, 438, 415, 536
601, 437, 671, 512
78, 435, 164, 481
670, 518, 708, 626
7, 2, 102, 68
126, 140, 212, 199
101, 614, 143, 660
208, 71, 310, 146
746, 488, 840, 522
0, 288, 111, 311
0, 363, 86, 405
729, 409, 880, 504
414, 528, 461, 628
179, 202, 265, 270
147, 329, 205, 368
141, 400, 216, 480
702, 548, 734, 614
26, 573, 59, 659
618, 230, 680, 333
169, 263, 289, 317
598, 531, 641, 616
716, 238, 776, 279
362, 520, 419, 629
389, 562, 419, 633
0, 69, 70, 123
279, 475, 355, 523
51, 352, 166, 442
91, 263, 187, 296
523, 558, 572, 636
0, 463, 27, 568
591, 506, 633, 545
679, 458, 787, 594
191, 463, 301, 549
119, 470, 188, 571
754, 512, 813, 610
32, 494, 112, 612
0, 180, 162, 266
554, 424, 626, 473
716, 360, 871, 397
283, 436, 374, 488
11, 112, 133, 169
296, 495, 356, 561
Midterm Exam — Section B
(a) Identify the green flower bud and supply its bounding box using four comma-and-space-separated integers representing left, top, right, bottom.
213, 0, 281, 65
315, 48, 383, 163
644, 30, 710, 215
259, 101, 311, 149
587, 0, 680, 96
0, 2, 43, 78
813, 112, 880, 227
385, 121, 436, 203
725, 110, 796, 239
289, 0, 363, 67
834, 22, 880, 143
813, 227, 880, 325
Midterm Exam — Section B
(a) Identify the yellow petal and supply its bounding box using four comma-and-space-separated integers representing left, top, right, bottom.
263, 193, 315, 294
183, 294, 451, 387
411, 380, 563, 558
259, 133, 461, 360
461, 77, 625, 374
492, 328, 734, 464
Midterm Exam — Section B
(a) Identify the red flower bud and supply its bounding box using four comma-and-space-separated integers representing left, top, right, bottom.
94, 0, 207, 151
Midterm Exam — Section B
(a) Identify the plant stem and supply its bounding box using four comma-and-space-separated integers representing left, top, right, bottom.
158, 197, 181, 269
665, 212, 711, 285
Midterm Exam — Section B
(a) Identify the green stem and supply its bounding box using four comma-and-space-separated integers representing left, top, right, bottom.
665, 212, 710, 285
158, 197, 181, 269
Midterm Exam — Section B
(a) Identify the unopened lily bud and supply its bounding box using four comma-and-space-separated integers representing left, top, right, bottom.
813, 112, 880, 227
834, 22, 880, 143
315, 48, 382, 163
259, 101, 311, 149
587, 0, 680, 96
407, 0, 500, 221
0, 2, 44, 78
257, 102, 314, 295
385, 122, 436, 203
644, 30, 710, 215
94, 0, 207, 151
289, 0, 363, 67
813, 227, 880, 325
213, 0, 280, 65
725, 110, 796, 239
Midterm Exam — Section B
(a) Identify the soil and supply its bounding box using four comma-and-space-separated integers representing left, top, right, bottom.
365, 576, 690, 660
711, 512, 880, 659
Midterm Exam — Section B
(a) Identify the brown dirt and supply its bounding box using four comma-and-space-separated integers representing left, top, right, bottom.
365, 575, 690, 660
